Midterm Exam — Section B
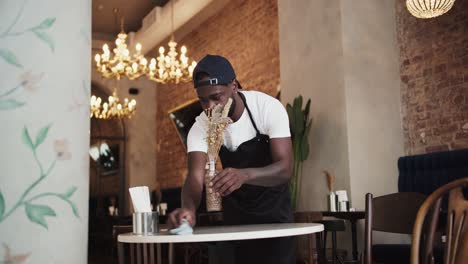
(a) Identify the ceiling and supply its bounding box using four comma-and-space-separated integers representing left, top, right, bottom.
92, 0, 169, 34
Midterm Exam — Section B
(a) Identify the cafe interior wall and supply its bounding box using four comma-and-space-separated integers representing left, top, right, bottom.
91, 69, 157, 215
0, 0, 91, 263
395, 0, 468, 155
278, 0, 405, 250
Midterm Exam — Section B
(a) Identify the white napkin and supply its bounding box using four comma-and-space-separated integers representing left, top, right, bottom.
169, 219, 193, 235
129, 186, 152, 213
335, 190, 348, 202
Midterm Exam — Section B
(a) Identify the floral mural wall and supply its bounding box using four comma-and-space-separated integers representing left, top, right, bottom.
0, 0, 91, 263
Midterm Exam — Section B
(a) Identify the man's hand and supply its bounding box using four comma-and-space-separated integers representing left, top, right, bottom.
211, 167, 249, 196
167, 208, 196, 228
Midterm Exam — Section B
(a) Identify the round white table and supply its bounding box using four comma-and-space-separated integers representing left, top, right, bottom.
118, 223, 324, 264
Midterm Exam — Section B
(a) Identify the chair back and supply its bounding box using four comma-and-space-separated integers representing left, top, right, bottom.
114, 225, 160, 264
364, 192, 427, 264
411, 177, 468, 264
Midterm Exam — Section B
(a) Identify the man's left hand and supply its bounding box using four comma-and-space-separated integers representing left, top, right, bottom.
211, 168, 249, 196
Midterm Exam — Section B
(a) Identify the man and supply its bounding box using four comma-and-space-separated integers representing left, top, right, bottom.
168, 54, 294, 264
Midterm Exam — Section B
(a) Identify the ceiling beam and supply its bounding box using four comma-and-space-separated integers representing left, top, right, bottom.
131, 0, 230, 55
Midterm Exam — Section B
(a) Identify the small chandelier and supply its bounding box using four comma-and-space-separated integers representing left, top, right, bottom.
406, 0, 456, 19
90, 87, 136, 119
94, 9, 150, 81
146, 0, 197, 84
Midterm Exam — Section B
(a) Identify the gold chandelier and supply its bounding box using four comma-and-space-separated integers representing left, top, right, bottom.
94, 4, 196, 84
94, 13, 148, 81
406, 0, 456, 19
146, 0, 197, 84
90, 85, 136, 119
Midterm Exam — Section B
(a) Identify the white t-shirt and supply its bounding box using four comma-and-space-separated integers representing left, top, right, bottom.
187, 90, 291, 153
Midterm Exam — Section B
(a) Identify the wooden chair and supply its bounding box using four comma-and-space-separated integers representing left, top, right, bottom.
114, 225, 162, 264
294, 211, 324, 264
411, 177, 468, 264
364, 192, 427, 264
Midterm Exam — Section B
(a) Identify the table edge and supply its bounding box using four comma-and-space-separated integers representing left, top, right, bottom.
118, 223, 324, 243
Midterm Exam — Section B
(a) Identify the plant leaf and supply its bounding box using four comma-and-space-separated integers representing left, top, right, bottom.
0, 191, 5, 218
32, 30, 54, 52
21, 126, 34, 150
63, 186, 77, 198
69, 201, 80, 218
304, 99, 311, 121
35, 124, 51, 148
299, 132, 310, 162
25, 203, 56, 229
293, 96, 303, 111
293, 105, 305, 136
0, 49, 22, 68
0, 99, 25, 110
35, 17, 56, 30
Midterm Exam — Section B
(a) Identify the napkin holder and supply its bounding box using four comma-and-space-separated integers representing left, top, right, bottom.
133, 212, 159, 235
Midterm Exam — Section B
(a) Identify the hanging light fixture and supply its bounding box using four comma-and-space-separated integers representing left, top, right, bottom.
94, 8, 150, 80
90, 83, 136, 119
406, 0, 456, 19
92, 8, 137, 119
146, 0, 197, 84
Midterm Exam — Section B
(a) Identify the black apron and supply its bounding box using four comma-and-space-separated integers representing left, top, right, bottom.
218, 92, 295, 264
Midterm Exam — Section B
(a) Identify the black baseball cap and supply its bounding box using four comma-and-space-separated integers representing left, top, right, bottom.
193, 54, 242, 89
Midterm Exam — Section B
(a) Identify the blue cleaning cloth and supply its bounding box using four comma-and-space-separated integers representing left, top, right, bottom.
169, 219, 193, 235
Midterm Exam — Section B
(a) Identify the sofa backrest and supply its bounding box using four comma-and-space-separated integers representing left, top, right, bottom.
398, 148, 468, 195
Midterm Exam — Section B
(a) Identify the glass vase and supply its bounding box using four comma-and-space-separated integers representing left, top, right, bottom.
205, 158, 222, 212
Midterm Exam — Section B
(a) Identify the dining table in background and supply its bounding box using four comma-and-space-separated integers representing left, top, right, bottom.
321, 210, 366, 263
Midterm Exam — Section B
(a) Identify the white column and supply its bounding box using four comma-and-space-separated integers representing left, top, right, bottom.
278, 0, 404, 251
0, 0, 91, 263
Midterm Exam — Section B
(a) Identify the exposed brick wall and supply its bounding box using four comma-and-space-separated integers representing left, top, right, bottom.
396, 0, 468, 155
156, 0, 280, 188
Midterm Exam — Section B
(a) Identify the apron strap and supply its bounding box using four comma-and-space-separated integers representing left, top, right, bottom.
238, 92, 260, 135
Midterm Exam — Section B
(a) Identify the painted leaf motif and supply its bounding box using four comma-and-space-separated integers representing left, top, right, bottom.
0, 49, 22, 68
63, 186, 77, 198
32, 30, 54, 52
0, 191, 4, 218
35, 17, 56, 30
82, 80, 89, 97
25, 203, 56, 229
0, 99, 25, 110
21, 126, 34, 150
35, 124, 51, 148
70, 201, 80, 218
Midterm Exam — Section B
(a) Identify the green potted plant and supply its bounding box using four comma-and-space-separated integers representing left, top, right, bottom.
286, 95, 312, 210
